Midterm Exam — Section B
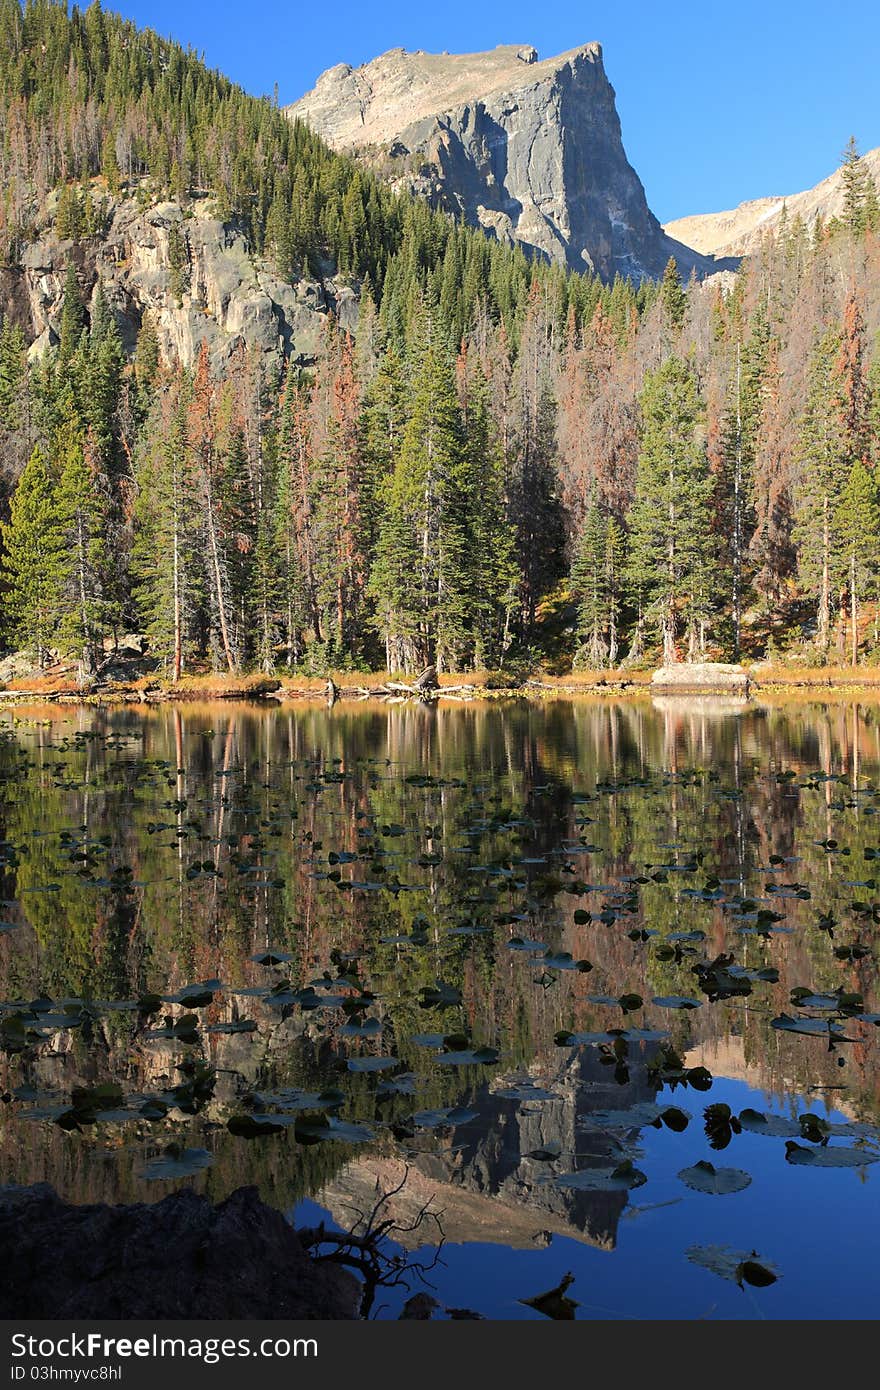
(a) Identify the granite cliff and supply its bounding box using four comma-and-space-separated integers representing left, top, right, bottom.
288, 43, 726, 282
0, 189, 357, 369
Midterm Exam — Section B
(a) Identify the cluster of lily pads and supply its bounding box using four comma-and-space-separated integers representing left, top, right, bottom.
4, 714, 880, 1316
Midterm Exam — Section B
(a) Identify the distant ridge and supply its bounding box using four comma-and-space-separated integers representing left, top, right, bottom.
664, 147, 880, 259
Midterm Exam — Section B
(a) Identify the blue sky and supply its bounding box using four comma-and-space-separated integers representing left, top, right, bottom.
111, 0, 880, 222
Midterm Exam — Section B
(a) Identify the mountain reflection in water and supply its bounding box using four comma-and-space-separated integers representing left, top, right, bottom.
2, 695, 880, 1318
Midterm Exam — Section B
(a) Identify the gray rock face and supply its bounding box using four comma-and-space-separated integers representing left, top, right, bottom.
0, 1183, 361, 1318
288, 43, 723, 281
7, 191, 353, 367
318, 1040, 660, 1254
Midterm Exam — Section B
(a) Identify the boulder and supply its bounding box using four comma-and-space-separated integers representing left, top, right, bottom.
651, 662, 751, 695
0, 649, 41, 684
0, 1184, 361, 1319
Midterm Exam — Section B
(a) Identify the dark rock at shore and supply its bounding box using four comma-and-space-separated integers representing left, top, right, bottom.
0, 1184, 361, 1319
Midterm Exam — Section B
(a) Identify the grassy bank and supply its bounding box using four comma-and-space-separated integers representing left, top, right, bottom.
6, 662, 880, 707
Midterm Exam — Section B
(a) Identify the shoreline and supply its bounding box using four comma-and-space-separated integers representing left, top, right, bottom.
6, 664, 880, 707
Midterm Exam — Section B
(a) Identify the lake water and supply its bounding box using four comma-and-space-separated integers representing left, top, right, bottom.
2, 695, 879, 1320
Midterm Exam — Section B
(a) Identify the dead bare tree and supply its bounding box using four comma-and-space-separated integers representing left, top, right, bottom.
297, 1165, 446, 1318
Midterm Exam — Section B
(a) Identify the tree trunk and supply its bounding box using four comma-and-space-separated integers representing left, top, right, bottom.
732, 341, 743, 658
206, 498, 236, 675
76, 511, 93, 677
172, 479, 182, 683
851, 551, 858, 668
819, 492, 830, 653
607, 599, 619, 668
663, 598, 676, 665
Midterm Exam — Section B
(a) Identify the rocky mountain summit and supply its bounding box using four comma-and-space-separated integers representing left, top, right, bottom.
664, 146, 880, 259
288, 43, 726, 282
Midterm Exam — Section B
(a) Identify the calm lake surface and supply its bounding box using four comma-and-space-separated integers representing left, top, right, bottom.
2, 695, 880, 1319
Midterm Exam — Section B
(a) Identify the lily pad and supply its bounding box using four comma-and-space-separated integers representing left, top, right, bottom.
435, 1046, 500, 1066
541, 952, 592, 973
227, 1113, 288, 1138
412, 1106, 479, 1129
555, 1159, 647, 1192
138, 1146, 214, 1180
651, 996, 702, 1010
294, 1115, 375, 1144
771, 1014, 855, 1040
347, 1055, 399, 1072
737, 1108, 802, 1138
678, 1160, 751, 1194
376, 1073, 417, 1098
525, 1141, 563, 1161
687, 1245, 779, 1288
583, 1102, 690, 1130
492, 1082, 560, 1101
784, 1141, 880, 1167
418, 980, 462, 1008
339, 1018, 382, 1039
520, 1272, 579, 1320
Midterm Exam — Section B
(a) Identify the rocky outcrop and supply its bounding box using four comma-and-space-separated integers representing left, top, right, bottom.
664, 146, 880, 259
0, 1183, 361, 1318
288, 43, 727, 282
6, 189, 358, 367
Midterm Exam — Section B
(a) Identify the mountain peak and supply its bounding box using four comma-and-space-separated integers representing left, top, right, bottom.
288, 42, 719, 282
293, 42, 606, 153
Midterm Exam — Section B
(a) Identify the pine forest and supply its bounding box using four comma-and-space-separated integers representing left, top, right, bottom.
3, 0, 880, 682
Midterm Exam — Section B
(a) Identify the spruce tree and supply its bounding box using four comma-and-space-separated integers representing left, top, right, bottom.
133, 386, 197, 679
369, 324, 469, 673
58, 264, 85, 364
793, 314, 869, 656
717, 308, 770, 655
572, 501, 610, 669
0, 318, 26, 432
56, 433, 111, 675
0, 445, 68, 665
626, 357, 713, 663
660, 257, 686, 332
0, 317, 28, 479
458, 356, 518, 669
835, 461, 880, 665
101, 130, 121, 195
841, 137, 872, 234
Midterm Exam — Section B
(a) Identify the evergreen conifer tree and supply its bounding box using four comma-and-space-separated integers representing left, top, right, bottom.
835, 461, 880, 665
56, 432, 111, 675
132, 387, 194, 679
626, 357, 713, 663
369, 324, 469, 672
0, 445, 67, 665
660, 257, 687, 331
